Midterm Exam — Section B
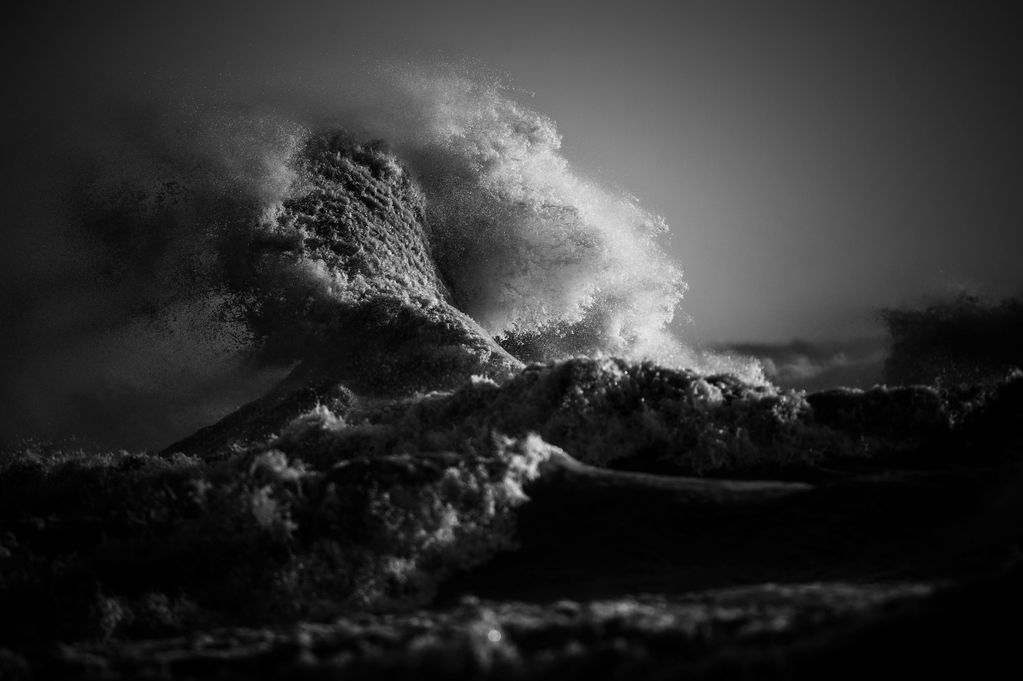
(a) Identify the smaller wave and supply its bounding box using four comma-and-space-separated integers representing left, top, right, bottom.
0, 429, 554, 641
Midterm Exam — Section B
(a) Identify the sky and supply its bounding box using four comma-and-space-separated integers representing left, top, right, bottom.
6, 0, 1023, 345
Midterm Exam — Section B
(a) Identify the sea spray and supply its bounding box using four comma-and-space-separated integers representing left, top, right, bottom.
372, 71, 691, 362
230, 71, 696, 368
1, 66, 763, 449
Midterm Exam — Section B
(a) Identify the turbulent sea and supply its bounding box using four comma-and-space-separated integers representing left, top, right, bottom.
1, 72, 1022, 679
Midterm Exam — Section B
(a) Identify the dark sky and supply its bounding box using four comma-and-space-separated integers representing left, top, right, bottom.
6, 0, 1023, 343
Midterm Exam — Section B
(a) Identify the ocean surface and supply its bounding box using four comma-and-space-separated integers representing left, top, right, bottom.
1, 71, 1021, 679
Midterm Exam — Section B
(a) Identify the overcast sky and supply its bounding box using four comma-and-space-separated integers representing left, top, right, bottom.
7, 0, 1023, 343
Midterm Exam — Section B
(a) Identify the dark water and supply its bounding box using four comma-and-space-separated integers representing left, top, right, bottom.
1, 72, 1022, 679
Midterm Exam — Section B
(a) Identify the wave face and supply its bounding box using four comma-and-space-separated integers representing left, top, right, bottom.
223, 131, 520, 392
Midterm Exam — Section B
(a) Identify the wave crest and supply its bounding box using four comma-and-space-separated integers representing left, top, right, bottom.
381, 73, 689, 361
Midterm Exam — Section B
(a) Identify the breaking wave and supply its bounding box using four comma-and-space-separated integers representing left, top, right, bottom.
1, 66, 764, 449
236, 70, 694, 368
